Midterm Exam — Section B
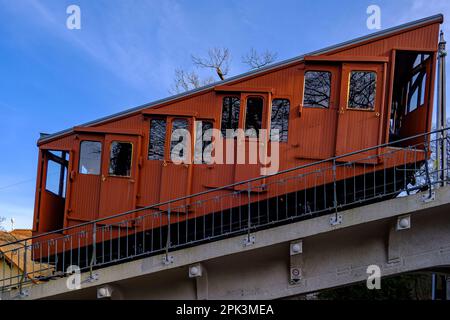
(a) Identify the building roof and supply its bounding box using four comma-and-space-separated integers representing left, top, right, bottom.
38, 14, 444, 145
0, 229, 53, 282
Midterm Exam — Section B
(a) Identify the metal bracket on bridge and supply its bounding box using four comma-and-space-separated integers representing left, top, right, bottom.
421, 191, 436, 203
84, 273, 100, 284
163, 255, 174, 265
330, 214, 343, 226
18, 289, 30, 299
189, 263, 208, 300
243, 234, 256, 247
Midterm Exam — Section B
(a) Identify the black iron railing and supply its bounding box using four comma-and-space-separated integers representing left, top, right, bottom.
1, 128, 449, 292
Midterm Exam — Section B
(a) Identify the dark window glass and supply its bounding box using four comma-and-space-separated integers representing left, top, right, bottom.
270, 99, 290, 142
170, 119, 189, 162
109, 142, 132, 177
148, 119, 167, 160
406, 54, 428, 113
46, 160, 67, 198
195, 121, 214, 164
245, 97, 263, 137
348, 71, 377, 110
221, 97, 240, 138
303, 71, 331, 108
79, 141, 102, 175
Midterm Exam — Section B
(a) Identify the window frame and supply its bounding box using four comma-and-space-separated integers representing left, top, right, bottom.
405, 53, 430, 114
220, 95, 241, 139
45, 150, 69, 198
108, 141, 134, 178
194, 119, 215, 164
346, 70, 378, 111
244, 95, 265, 138
270, 98, 291, 143
148, 117, 167, 161
78, 140, 103, 175
302, 70, 333, 109
169, 117, 190, 163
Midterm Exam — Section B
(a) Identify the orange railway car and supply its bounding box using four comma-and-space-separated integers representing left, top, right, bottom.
32, 15, 442, 265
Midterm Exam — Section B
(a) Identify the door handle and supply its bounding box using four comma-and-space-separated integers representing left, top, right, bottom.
101, 174, 106, 182
163, 160, 168, 167
375, 112, 380, 117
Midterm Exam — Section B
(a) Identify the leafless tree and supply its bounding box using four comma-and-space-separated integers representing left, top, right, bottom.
242, 48, 277, 69
171, 47, 277, 93
191, 47, 231, 81
170, 68, 215, 94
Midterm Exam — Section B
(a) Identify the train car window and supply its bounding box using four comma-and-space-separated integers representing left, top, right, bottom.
109, 142, 132, 177
194, 120, 214, 164
303, 71, 331, 108
221, 96, 240, 138
170, 119, 189, 162
407, 54, 429, 113
46, 159, 67, 197
148, 119, 167, 160
79, 141, 102, 175
270, 99, 290, 142
347, 71, 377, 110
245, 96, 263, 137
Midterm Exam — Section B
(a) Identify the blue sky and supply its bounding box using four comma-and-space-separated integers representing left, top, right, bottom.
0, 0, 449, 230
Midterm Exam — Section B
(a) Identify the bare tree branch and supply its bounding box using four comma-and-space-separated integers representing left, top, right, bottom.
242, 48, 277, 69
191, 47, 230, 80
170, 68, 215, 94
172, 47, 277, 93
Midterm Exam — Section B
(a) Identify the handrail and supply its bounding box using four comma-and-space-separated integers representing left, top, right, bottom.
1, 127, 448, 248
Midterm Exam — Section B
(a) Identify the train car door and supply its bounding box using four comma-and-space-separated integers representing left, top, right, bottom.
233, 92, 269, 191
66, 134, 104, 228
335, 63, 385, 162
159, 116, 194, 211
296, 65, 340, 160
97, 134, 141, 223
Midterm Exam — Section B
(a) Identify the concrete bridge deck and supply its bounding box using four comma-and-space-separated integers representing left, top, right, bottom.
2, 186, 450, 300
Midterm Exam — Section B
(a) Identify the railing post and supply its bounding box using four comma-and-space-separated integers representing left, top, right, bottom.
332, 159, 338, 219
90, 223, 97, 275
247, 182, 252, 240
165, 203, 171, 261
19, 240, 28, 294
437, 31, 447, 187
423, 137, 433, 199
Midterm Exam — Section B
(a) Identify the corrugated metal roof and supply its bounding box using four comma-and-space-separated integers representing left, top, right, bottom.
38, 13, 443, 144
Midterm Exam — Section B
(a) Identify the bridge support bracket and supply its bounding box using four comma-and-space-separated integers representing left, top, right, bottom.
421, 191, 436, 203
396, 215, 411, 231
289, 240, 304, 285
189, 263, 208, 300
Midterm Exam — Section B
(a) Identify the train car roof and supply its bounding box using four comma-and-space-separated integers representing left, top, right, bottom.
38, 13, 444, 145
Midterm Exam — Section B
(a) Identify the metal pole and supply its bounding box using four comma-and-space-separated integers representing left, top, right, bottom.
437, 31, 447, 186
165, 204, 171, 260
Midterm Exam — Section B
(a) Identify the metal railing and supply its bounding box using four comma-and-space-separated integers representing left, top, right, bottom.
1, 128, 449, 292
